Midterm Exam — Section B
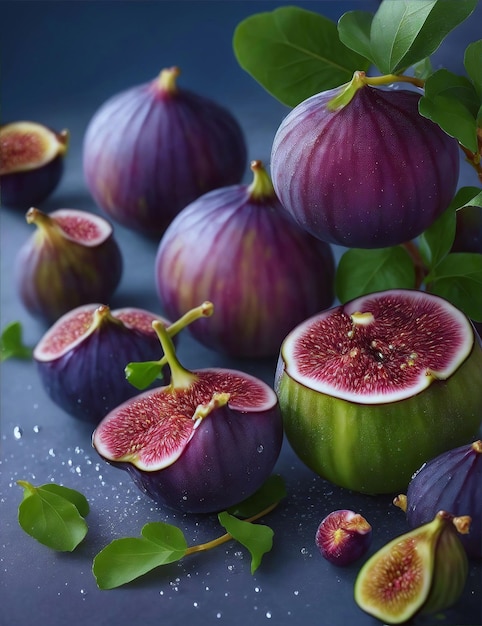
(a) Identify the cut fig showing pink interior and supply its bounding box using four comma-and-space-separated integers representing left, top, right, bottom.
282, 290, 475, 405
0, 121, 66, 174
92, 369, 278, 472
34, 303, 160, 361
48, 209, 113, 246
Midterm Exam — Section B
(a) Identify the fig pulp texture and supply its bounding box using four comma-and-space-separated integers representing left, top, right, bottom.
34, 303, 176, 423
83, 66, 247, 235
93, 316, 283, 513
315, 509, 372, 566
354, 511, 470, 624
395, 440, 482, 559
275, 289, 482, 494
155, 160, 335, 358
15, 207, 123, 323
270, 73, 459, 248
1, 121, 68, 208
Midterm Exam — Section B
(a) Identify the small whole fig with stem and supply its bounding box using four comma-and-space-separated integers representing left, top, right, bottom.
155, 159, 335, 358
83, 66, 247, 236
1, 121, 68, 208
34, 302, 213, 423
275, 289, 482, 494
315, 509, 372, 566
15, 207, 123, 324
92, 307, 283, 514
354, 511, 471, 624
394, 440, 482, 559
270, 71, 459, 248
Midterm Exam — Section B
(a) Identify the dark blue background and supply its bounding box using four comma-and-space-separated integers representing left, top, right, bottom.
1, 2, 481, 626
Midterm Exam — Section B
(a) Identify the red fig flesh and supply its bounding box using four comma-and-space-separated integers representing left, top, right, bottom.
315, 509, 372, 566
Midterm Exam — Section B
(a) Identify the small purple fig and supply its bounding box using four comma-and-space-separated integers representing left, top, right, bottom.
315, 509, 372, 566
83, 66, 247, 236
34, 301, 213, 423
271, 72, 459, 249
15, 207, 123, 323
155, 160, 335, 358
394, 440, 482, 559
355, 511, 470, 624
1, 121, 68, 208
92, 311, 283, 513
275, 289, 482, 494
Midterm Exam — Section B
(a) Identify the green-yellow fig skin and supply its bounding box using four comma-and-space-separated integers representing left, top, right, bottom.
354, 512, 469, 624
275, 342, 482, 494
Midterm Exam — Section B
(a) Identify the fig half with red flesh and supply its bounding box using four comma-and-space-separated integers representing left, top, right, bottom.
34, 302, 213, 423
15, 207, 123, 323
1, 121, 68, 208
275, 289, 482, 494
93, 317, 283, 513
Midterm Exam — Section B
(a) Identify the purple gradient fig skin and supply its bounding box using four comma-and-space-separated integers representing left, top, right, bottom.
83, 66, 247, 236
15, 207, 123, 324
271, 72, 460, 249
34, 304, 173, 423
155, 160, 335, 358
315, 509, 372, 566
1, 121, 68, 208
93, 318, 283, 514
395, 440, 482, 559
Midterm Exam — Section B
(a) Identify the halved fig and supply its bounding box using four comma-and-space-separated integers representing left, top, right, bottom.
275, 289, 482, 494
354, 511, 470, 624
93, 315, 283, 513
1, 121, 68, 208
15, 207, 123, 323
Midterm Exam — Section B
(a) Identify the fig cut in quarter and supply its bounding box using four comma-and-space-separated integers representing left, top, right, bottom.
275, 289, 482, 494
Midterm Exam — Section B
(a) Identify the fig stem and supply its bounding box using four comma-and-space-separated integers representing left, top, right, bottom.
248, 160, 275, 200
184, 501, 279, 556
157, 66, 181, 94
152, 319, 196, 390
166, 301, 214, 337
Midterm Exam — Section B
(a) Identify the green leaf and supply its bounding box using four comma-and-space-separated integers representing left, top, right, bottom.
419, 69, 480, 150
0, 321, 33, 361
426, 253, 482, 321
233, 6, 370, 108
93, 522, 188, 590
125, 360, 164, 390
336, 246, 416, 303
337, 10, 374, 63
228, 474, 287, 519
218, 511, 274, 574
17, 481, 88, 552
370, 0, 478, 75
465, 40, 482, 99
419, 186, 482, 269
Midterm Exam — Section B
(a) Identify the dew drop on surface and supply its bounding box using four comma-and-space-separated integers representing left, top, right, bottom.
254, 586, 261, 593
266, 612, 272, 619
216, 613, 222, 619
13, 426, 22, 439
300, 547, 309, 555
257, 444, 264, 453
32, 424, 40, 433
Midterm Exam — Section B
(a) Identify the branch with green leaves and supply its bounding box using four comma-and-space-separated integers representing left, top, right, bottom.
1, 321, 33, 361
16, 474, 287, 590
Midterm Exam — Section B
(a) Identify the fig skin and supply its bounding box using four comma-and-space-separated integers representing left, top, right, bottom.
275, 289, 482, 494
83, 66, 247, 236
34, 304, 171, 423
395, 440, 482, 559
155, 160, 335, 358
270, 77, 459, 249
0, 122, 68, 208
15, 208, 123, 324
101, 384, 283, 514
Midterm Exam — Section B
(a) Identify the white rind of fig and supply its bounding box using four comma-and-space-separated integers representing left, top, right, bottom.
275, 289, 482, 494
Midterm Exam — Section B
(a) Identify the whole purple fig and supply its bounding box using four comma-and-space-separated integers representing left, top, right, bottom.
155, 160, 335, 358
15, 207, 123, 324
270, 72, 460, 249
1, 121, 68, 208
83, 66, 247, 236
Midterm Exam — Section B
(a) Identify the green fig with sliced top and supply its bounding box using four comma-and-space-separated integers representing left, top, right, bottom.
354, 511, 470, 624
275, 289, 482, 494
